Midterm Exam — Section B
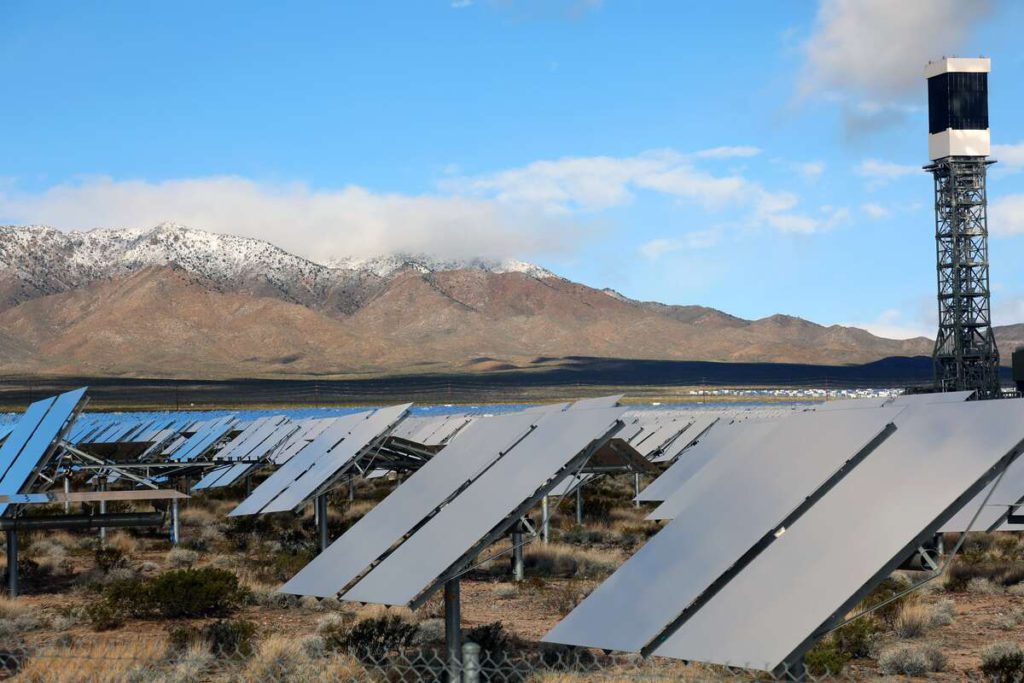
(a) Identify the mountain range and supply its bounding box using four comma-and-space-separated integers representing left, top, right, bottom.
0, 223, 1018, 380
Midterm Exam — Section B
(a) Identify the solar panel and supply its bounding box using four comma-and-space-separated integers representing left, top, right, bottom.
651, 415, 719, 463
280, 411, 542, 598
193, 420, 298, 490
650, 400, 1024, 670
271, 417, 340, 464
0, 388, 88, 517
170, 416, 235, 462
569, 395, 624, 410
258, 405, 410, 514
342, 407, 625, 607
543, 407, 899, 653
815, 396, 890, 410
0, 424, 14, 445
635, 420, 761, 503
890, 390, 974, 405
230, 405, 409, 516
229, 412, 370, 516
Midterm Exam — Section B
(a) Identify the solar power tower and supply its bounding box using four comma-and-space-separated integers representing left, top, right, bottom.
925, 57, 1001, 397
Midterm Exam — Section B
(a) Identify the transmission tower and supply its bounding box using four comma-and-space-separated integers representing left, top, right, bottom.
925, 58, 1001, 398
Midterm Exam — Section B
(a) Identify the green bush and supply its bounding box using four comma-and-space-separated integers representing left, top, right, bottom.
102, 568, 243, 620
803, 641, 850, 676
94, 547, 126, 573
343, 614, 417, 662
85, 602, 123, 631
465, 621, 513, 658
832, 616, 880, 659
980, 643, 1024, 683
147, 568, 244, 618
859, 578, 907, 628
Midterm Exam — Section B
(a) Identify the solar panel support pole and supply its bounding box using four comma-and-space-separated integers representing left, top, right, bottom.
170, 498, 180, 546
98, 481, 107, 548
634, 473, 641, 508
316, 493, 329, 552
63, 476, 70, 514
348, 476, 355, 501
5, 530, 17, 598
541, 496, 550, 544
511, 520, 525, 582
575, 486, 583, 526
444, 578, 462, 681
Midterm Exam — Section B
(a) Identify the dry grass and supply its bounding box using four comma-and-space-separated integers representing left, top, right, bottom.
894, 603, 930, 639
17, 638, 167, 682
240, 635, 364, 680
0, 596, 35, 621
178, 507, 218, 527
105, 532, 139, 557
523, 543, 619, 579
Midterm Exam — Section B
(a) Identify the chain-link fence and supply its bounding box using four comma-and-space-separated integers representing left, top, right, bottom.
0, 637, 906, 682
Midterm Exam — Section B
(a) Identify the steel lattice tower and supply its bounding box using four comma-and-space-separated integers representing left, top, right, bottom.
925, 58, 1001, 397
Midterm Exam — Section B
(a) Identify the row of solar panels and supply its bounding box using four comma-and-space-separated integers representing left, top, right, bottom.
269, 390, 1024, 673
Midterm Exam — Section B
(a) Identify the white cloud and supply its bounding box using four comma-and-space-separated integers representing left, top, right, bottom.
794, 161, 826, 180
448, 148, 830, 232
842, 308, 934, 340
638, 230, 720, 260
0, 176, 582, 262
856, 158, 920, 188
800, 0, 991, 99
993, 143, 1024, 173
862, 202, 890, 219
767, 205, 850, 234
693, 146, 762, 159
990, 194, 1024, 237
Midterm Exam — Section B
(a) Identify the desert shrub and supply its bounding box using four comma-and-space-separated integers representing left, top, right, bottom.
894, 604, 930, 639
579, 494, 615, 522
967, 577, 1003, 595
102, 567, 243, 620
493, 585, 518, 600
94, 546, 126, 573
980, 643, 1024, 683
832, 616, 880, 659
544, 580, 591, 614
413, 618, 445, 646
466, 621, 514, 659
317, 613, 350, 651
84, 601, 123, 631
168, 619, 255, 657
946, 559, 1024, 591
879, 644, 947, 676
523, 544, 617, 579
858, 577, 911, 628
165, 547, 199, 569
343, 614, 417, 662
928, 598, 956, 627
803, 641, 849, 676
147, 568, 243, 618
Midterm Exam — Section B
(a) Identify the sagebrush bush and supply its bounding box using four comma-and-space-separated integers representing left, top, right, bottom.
165, 547, 199, 569
831, 616, 879, 659
94, 546, 126, 574
343, 614, 417, 662
981, 643, 1024, 683
879, 644, 947, 676
928, 598, 956, 627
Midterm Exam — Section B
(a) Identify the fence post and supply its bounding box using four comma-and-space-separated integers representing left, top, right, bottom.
461, 642, 481, 683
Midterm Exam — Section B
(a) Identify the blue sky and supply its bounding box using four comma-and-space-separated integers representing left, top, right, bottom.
2, 0, 1024, 338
